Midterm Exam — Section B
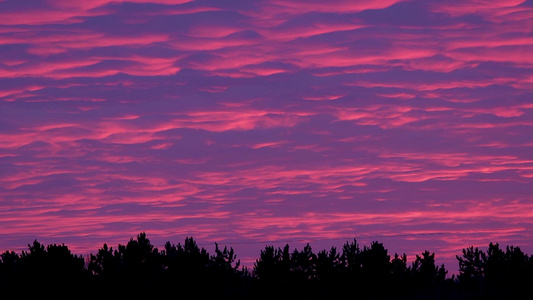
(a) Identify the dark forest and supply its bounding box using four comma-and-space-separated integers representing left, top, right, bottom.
1, 232, 531, 299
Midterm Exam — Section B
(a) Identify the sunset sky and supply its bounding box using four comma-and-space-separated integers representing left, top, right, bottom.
1, 0, 532, 271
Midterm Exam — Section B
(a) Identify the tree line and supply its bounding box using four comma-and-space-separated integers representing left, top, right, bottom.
1, 232, 531, 299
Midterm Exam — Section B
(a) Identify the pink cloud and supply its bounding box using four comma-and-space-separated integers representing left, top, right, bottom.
267, 0, 405, 14
169, 109, 309, 132
0, 9, 99, 25
448, 45, 533, 66
257, 23, 366, 41
431, 0, 528, 17
43, 0, 194, 11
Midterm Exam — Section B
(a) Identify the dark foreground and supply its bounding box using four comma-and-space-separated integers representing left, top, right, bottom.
1, 233, 531, 299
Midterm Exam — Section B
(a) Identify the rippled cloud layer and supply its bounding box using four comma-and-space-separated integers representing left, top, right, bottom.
1, 0, 532, 269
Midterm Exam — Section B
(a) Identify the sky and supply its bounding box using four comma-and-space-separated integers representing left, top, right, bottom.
1, 0, 532, 272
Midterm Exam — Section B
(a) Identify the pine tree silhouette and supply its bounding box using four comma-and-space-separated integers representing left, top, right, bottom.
2, 232, 532, 299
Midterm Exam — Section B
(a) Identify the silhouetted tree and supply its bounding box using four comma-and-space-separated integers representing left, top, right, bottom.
410, 250, 448, 296
340, 239, 363, 279
120, 232, 162, 287
457, 245, 485, 294
456, 242, 533, 298
14, 240, 87, 295
160, 236, 211, 297
253, 245, 276, 282
253, 244, 292, 295
315, 246, 342, 285
253, 243, 320, 298
0, 250, 19, 287
484, 243, 531, 296
362, 241, 391, 278
255, 244, 292, 281
211, 243, 240, 273
359, 241, 392, 297
4, 232, 533, 299
87, 232, 164, 296
390, 253, 409, 296
88, 242, 120, 279
18, 240, 46, 276
208, 243, 243, 296
290, 244, 317, 297
291, 244, 316, 281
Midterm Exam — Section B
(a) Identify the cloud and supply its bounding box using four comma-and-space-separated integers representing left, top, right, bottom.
267, 0, 405, 14
430, 0, 528, 17
0, 0, 532, 272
